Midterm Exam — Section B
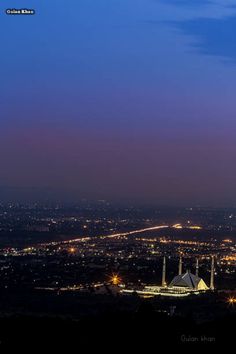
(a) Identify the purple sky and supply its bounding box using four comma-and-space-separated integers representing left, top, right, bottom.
1, 0, 236, 205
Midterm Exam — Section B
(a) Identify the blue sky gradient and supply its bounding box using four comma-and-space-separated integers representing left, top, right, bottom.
1, 1, 236, 205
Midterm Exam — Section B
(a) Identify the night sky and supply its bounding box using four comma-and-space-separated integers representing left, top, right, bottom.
1, 0, 236, 205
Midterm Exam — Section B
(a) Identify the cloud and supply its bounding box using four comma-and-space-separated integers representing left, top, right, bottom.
151, 0, 236, 62
175, 15, 236, 62
161, 0, 210, 5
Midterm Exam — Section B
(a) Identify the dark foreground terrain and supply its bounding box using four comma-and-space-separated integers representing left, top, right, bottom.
0, 309, 234, 351
0, 288, 235, 351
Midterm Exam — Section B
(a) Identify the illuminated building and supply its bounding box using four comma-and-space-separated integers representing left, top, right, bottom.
210, 256, 215, 290
122, 256, 214, 297
196, 258, 199, 278
178, 255, 182, 275
162, 256, 166, 287
168, 270, 208, 291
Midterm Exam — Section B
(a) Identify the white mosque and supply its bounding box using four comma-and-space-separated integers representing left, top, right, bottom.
122, 256, 215, 297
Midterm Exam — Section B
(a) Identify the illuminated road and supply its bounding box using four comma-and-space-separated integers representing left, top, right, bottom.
33, 223, 202, 249
39, 224, 169, 247
100, 224, 169, 240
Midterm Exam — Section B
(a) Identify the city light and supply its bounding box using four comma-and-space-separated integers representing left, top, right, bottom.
223, 239, 232, 243
172, 224, 183, 229
228, 297, 236, 304
110, 274, 121, 286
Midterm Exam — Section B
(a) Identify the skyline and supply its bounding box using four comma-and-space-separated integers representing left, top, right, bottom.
1, 0, 236, 205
